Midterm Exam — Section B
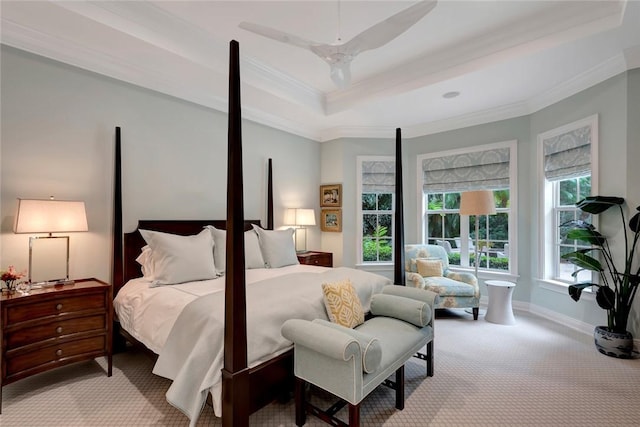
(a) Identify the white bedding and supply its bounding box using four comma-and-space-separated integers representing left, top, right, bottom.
113, 265, 391, 424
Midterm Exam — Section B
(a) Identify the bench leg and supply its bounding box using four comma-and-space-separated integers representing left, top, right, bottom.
427, 341, 434, 377
348, 403, 360, 427
395, 365, 405, 410
473, 307, 479, 320
295, 377, 306, 426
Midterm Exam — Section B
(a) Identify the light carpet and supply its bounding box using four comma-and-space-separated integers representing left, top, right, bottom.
2, 310, 639, 426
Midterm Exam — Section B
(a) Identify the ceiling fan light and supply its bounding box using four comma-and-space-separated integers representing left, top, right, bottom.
330, 63, 351, 88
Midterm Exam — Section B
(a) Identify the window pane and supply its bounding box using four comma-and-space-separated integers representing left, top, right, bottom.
363, 214, 377, 236
362, 194, 376, 210
378, 193, 392, 210
579, 176, 591, 200
559, 179, 578, 206
443, 214, 460, 238
444, 193, 460, 209
379, 238, 392, 261
427, 214, 443, 238
379, 214, 392, 237
488, 213, 509, 240
494, 189, 510, 208
363, 238, 377, 262
427, 193, 443, 210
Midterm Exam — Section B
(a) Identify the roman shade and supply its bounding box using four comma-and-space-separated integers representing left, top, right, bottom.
543, 124, 591, 181
362, 160, 395, 193
422, 147, 510, 192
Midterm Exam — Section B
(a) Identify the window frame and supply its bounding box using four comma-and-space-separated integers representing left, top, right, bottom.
417, 140, 518, 276
538, 114, 599, 289
357, 156, 395, 264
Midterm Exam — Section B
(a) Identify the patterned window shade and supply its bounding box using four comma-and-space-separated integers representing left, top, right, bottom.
422, 148, 510, 192
363, 160, 395, 193
543, 124, 591, 181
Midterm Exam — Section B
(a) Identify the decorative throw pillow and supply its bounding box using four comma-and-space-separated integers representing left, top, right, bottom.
252, 224, 298, 268
416, 258, 443, 277
205, 225, 266, 274
139, 229, 216, 286
322, 279, 365, 328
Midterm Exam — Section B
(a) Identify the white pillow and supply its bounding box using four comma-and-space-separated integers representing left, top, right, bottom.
135, 245, 154, 278
205, 225, 266, 274
252, 224, 299, 268
139, 229, 216, 286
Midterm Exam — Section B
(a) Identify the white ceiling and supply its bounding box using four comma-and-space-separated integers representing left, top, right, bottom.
2, 1, 639, 142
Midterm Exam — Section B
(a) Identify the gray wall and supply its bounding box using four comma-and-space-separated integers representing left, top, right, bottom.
0, 46, 320, 283
322, 70, 639, 336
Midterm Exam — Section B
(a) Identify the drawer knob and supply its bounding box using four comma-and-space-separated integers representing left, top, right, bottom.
56, 326, 63, 334
56, 303, 63, 311
56, 349, 63, 357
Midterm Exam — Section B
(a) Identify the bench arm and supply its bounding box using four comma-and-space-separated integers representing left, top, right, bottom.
281, 318, 360, 362
382, 284, 439, 307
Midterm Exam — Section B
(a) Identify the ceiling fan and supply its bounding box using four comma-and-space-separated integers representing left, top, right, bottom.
239, 1, 438, 89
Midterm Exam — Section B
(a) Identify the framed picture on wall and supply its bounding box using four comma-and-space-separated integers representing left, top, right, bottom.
320, 184, 342, 207
321, 209, 342, 232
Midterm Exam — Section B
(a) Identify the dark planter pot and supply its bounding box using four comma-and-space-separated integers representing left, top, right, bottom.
594, 326, 633, 359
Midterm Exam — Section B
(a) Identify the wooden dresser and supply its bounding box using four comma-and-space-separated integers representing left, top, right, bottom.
297, 251, 333, 268
0, 278, 112, 412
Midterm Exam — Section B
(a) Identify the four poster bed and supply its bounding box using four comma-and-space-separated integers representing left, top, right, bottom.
111, 41, 419, 426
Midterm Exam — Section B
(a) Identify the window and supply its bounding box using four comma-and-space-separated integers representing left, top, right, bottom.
419, 141, 517, 274
357, 157, 394, 263
539, 115, 598, 284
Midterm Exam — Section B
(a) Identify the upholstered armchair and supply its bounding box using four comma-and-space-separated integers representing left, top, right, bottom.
405, 244, 480, 320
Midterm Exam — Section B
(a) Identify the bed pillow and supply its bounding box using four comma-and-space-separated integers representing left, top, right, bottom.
322, 279, 365, 329
135, 245, 154, 278
252, 224, 299, 268
205, 225, 266, 274
139, 229, 216, 286
416, 258, 443, 277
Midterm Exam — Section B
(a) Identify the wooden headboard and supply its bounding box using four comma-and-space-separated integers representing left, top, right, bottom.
117, 219, 261, 296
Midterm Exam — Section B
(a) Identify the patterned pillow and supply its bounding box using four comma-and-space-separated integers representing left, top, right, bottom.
322, 279, 365, 328
416, 258, 443, 277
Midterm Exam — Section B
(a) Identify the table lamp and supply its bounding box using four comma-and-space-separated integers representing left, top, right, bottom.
13, 198, 88, 285
285, 208, 316, 252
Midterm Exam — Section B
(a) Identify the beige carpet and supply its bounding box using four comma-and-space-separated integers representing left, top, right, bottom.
2, 310, 639, 426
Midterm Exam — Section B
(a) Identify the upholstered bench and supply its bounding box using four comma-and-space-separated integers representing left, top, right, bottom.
281, 285, 438, 426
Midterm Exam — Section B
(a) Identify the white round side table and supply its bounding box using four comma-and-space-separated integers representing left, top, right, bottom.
484, 280, 516, 325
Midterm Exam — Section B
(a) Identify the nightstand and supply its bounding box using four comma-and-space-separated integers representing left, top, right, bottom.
0, 278, 112, 413
297, 251, 333, 267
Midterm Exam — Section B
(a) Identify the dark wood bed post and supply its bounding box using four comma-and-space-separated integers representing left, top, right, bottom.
112, 127, 123, 289
267, 158, 274, 230
222, 40, 250, 427
394, 128, 405, 286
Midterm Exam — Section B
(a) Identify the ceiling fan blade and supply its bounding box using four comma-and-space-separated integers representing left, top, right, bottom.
239, 21, 319, 50
342, 0, 437, 57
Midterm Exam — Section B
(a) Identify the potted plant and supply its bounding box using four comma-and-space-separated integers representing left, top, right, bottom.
561, 196, 640, 358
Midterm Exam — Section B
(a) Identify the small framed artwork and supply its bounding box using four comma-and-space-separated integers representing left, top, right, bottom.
321, 209, 342, 232
320, 184, 342, 207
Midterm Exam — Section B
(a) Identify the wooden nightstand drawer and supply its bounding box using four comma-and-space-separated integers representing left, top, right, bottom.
7, 314, 107, 348
297, 251, 333, 267
6, 293, 105, 324
6, 335, 106, 379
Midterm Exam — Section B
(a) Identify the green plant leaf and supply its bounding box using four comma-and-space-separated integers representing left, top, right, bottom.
561, 251, 603, 271
568, 283, 595, 301
595, 286, 615, 310
565, 228, 606, 245
576, 196, 624, 214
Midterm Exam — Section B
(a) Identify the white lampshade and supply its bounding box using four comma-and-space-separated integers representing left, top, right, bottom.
460, 191, 496, 216
14, 199, 88, 233
285, 208, 316, 226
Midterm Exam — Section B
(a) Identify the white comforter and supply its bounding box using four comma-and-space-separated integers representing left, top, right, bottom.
113, 265, 391, 424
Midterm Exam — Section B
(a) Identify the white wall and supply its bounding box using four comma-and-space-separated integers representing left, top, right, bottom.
0, 46, 320, 283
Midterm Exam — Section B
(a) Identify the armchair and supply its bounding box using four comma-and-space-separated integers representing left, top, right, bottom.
405, 244, 480, 320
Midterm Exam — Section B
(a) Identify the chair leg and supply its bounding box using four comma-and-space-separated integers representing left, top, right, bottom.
295, 377, 306, 426
426, 341, 434, 377
473, 307, 479, 320
395, 365, 405, 410
348, 403, 360, 427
